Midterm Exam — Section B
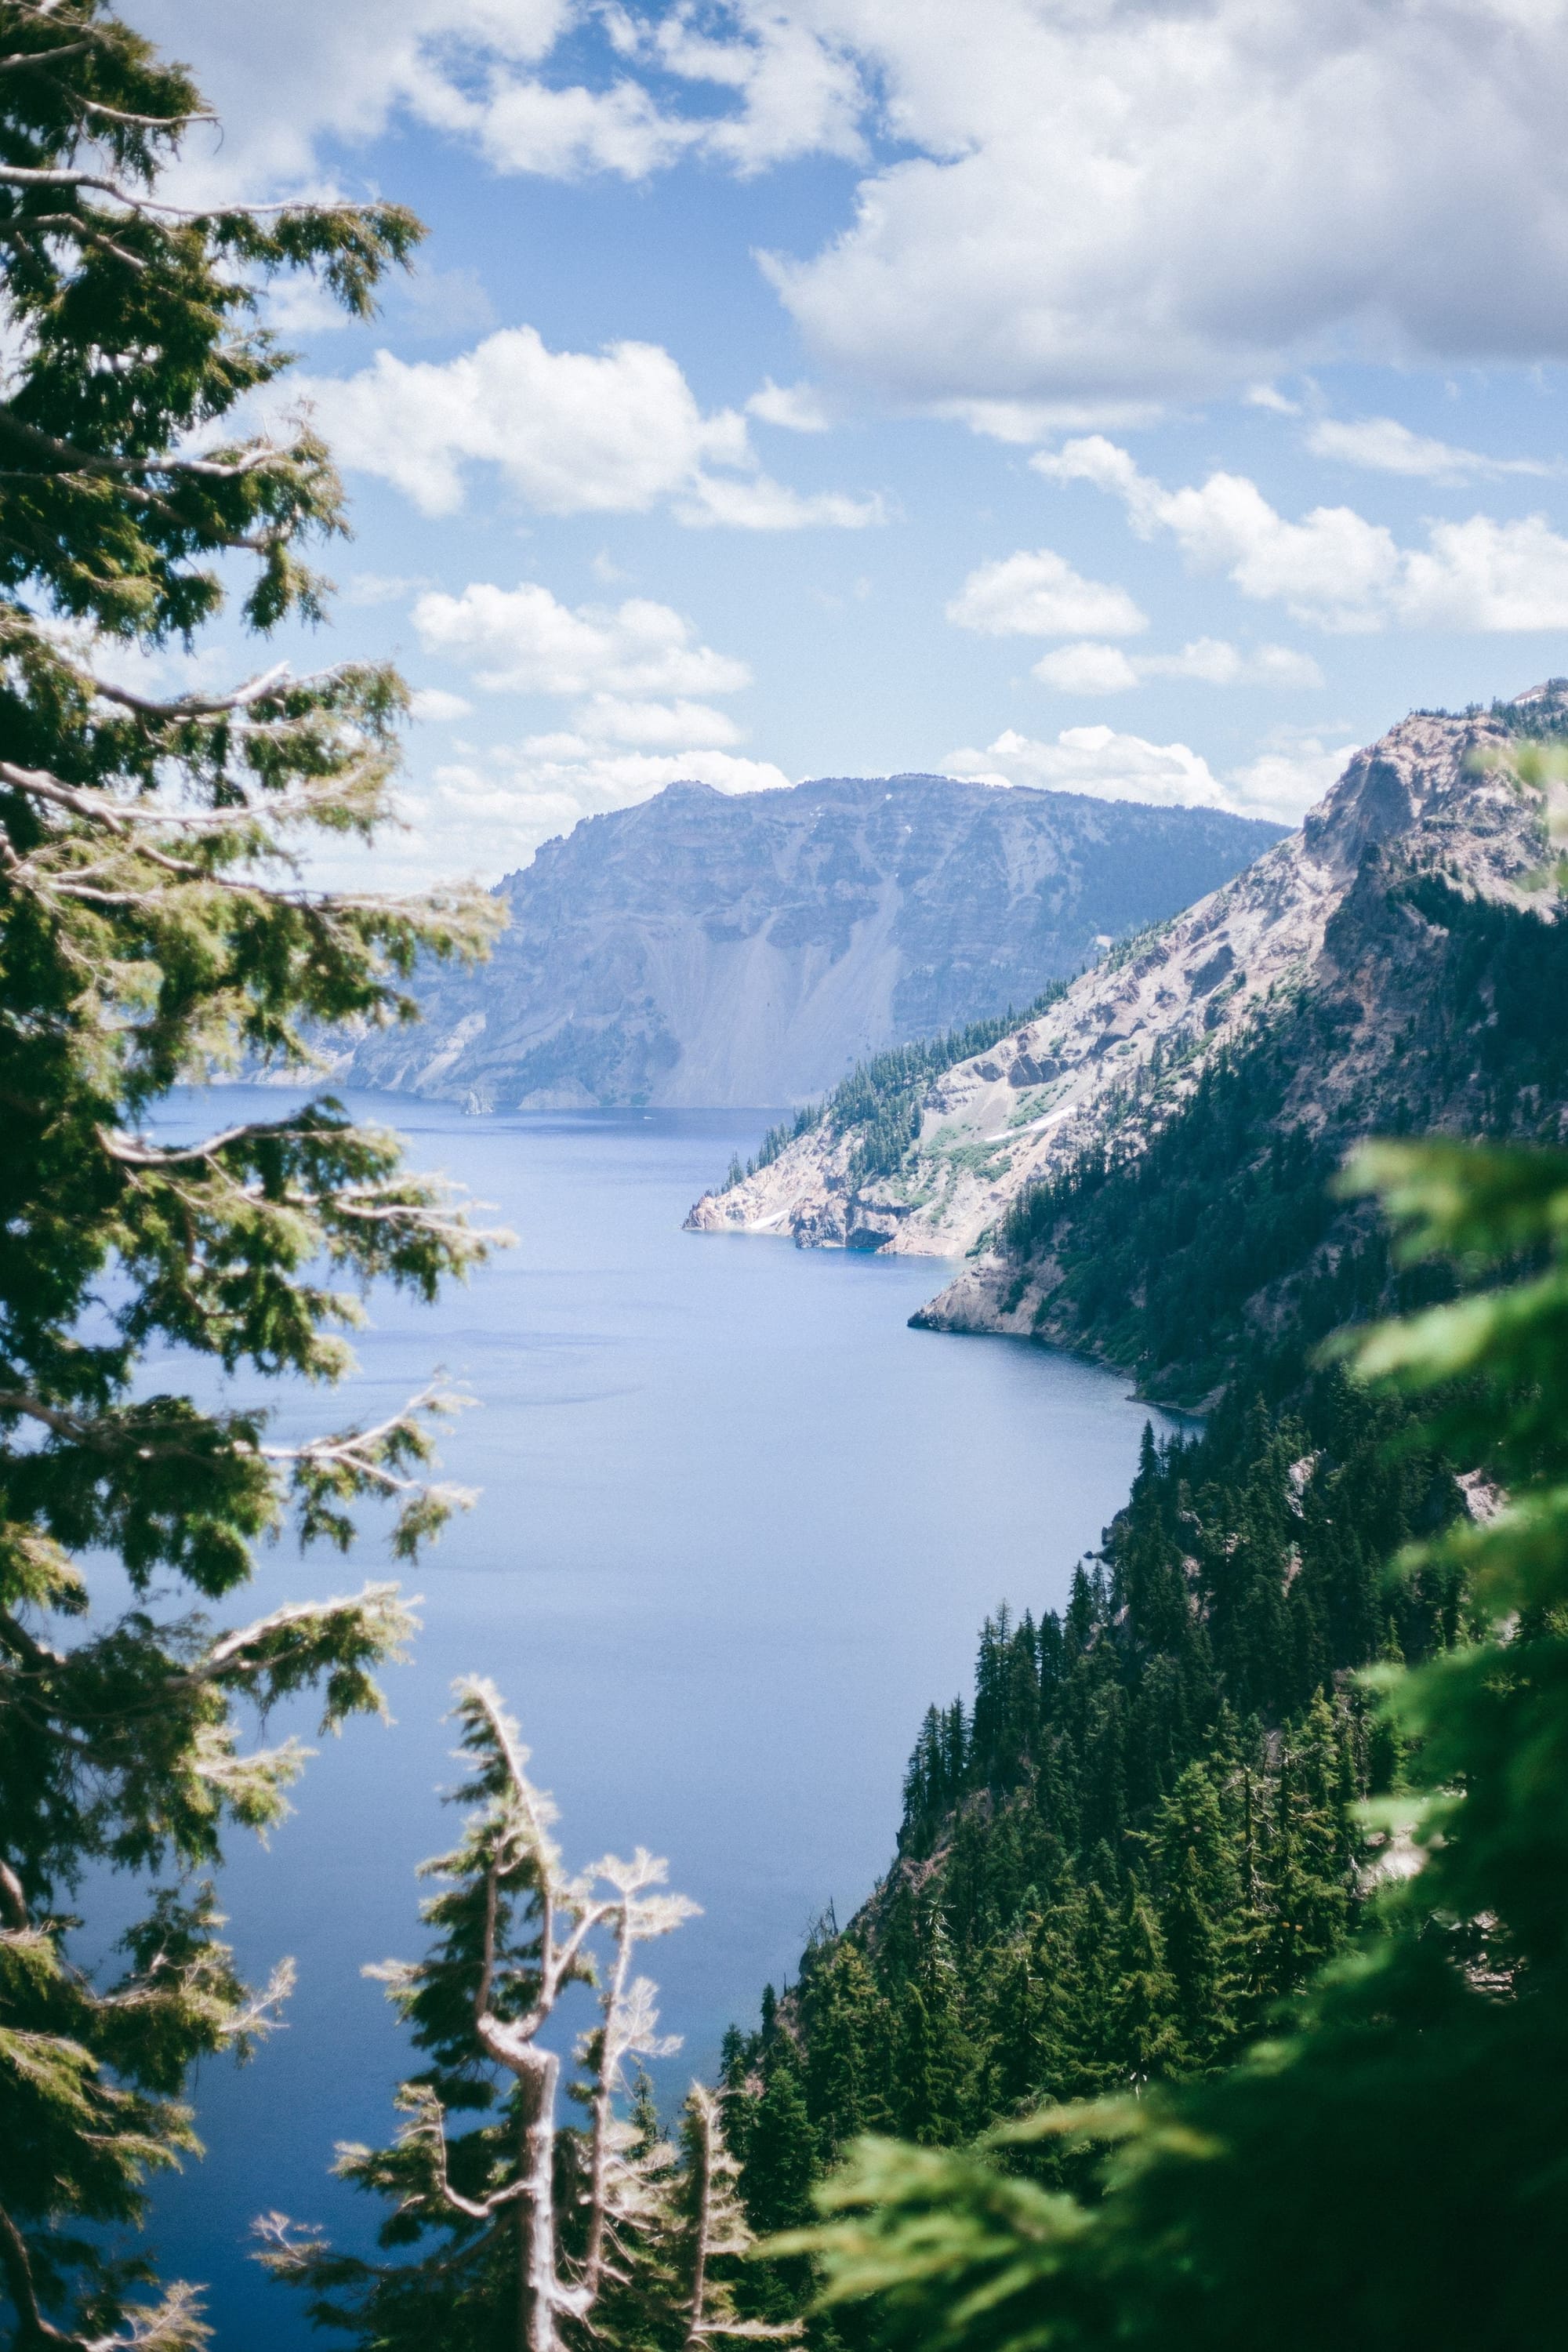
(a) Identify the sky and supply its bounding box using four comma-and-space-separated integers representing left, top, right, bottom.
122, 0, 1568, 888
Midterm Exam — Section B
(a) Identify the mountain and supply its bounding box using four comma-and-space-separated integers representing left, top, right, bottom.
688, 689, 1568, 1393
337, 776, 1283, 1110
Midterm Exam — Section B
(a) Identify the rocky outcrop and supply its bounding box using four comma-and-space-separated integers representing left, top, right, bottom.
687, 695, 1558, 1330
339, 776, 1281, 1110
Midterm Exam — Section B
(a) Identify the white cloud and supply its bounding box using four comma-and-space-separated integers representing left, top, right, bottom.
405, 743, 791, 882
1033, 638, 1323, 694
1246, 385, 1303, 416
640, 3, 867, 176
363, 572, 784, 882
1036, 437, 1568, 633
763, 0, 1568, 412
1397, 515, 1568, 632
746, 379, 832, 432
946, 549, 1147, 639
126, 0, 573, 198
412, 581, 752, 699
1226, 737, 1360, 824
1143, 640, 1323, 689
1032, 643, 1141, 695
299, 325, 877, 528
408, 687, 474, 722
947, 726, 1229, 810
130, 0, 865, 198
1307, 416, 1561, 482
947, 722, 1352, 823
345, 571, 431, 607
573, 695, 742, 747
675, 471, 884, 530
933, 397, 1164, 445
134, 2, 1568, 411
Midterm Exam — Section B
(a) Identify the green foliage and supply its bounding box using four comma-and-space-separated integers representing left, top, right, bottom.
793, 1135, 1568, 2350
0, 9, 500, 2343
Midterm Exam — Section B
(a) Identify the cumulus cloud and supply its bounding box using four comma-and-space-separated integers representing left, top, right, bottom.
408, 687, 474, 722
1397, 515, 1568, 632
1246, 385, 1304, 416
131, 0, 866, 198
1307, 416, 1561, 482
412, 580, 752, 699
946, 549, 1147, 638
397, 743, 790, 884
1036, 437, 1568, 633
746, 379, 833, 432
764, 0, 1568, 412
947, 725, 1229, 811
298, 326, 878, 528
572, 695, 743, 747
318, 572, 793, 884
947, 723, 1352, 823
1033, 638, 1323, 694
136, 3, 1568, 412
1031, 643, 1142, 695
1226, 736, 1361, 824
676, 471, 884, 530
933, 397, 1165, 444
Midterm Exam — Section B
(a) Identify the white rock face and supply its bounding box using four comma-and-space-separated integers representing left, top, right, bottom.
686, 702, 1548, 1327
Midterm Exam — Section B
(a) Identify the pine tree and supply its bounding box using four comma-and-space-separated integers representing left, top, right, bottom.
800, 1941, 891, 2158
1264, 1701, 1350, 1998
1152, 1762, 1239, 2068
1105, 1886, 1181, 2089
0, 9, 496, 2343
741, 2042, 817, 2238
890, 1910, 971, 2147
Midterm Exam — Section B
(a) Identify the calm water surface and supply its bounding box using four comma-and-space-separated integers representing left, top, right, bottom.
138, 1091, 1174, 2343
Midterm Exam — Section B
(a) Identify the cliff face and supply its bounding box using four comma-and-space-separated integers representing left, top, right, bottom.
687, 697, 1561, 1337
339, 775, 1282, 1110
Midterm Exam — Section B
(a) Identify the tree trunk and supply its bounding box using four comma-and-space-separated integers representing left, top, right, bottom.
517, 2045, 562, 2352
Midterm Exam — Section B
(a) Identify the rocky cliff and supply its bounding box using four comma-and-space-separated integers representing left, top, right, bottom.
339, 775, 1281, 1109
687, 691, 1566, 1370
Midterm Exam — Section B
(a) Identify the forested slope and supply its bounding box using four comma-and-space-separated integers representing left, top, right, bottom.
715, 699, 1568, 2301
720, 1334, 1468, 2265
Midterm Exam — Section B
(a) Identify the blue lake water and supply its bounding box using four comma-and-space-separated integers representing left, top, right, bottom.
132, 1091, 1174, 2344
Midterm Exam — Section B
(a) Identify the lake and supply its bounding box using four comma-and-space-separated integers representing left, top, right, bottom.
138, 1091, 1175, 2344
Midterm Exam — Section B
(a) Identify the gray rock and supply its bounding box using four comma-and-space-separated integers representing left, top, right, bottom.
342, 775, 1283, 1109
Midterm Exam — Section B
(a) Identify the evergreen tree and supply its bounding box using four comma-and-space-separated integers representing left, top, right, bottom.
891, 1910, 971, 2147
0, 8, 495, 2343
742, 2042, 818, 2237
1264, 1703, 1351, 1998
1152, 1762, 1238, 2068
1105, 1887, 1181, 2089
797, 1120, 1568, 2348
801, 1942, 891, 2156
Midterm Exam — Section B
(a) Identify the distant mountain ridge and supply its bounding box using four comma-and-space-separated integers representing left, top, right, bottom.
688, 689, 1568, 1392
337, 775, 1283, 1110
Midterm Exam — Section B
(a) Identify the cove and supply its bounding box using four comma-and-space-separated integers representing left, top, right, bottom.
143, 1090, 1178, 2346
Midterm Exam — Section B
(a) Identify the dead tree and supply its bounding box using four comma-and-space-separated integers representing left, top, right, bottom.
260, 1680, 791, 2352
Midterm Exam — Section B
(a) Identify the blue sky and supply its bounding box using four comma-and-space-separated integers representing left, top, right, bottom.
127, 1, 1568, 886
